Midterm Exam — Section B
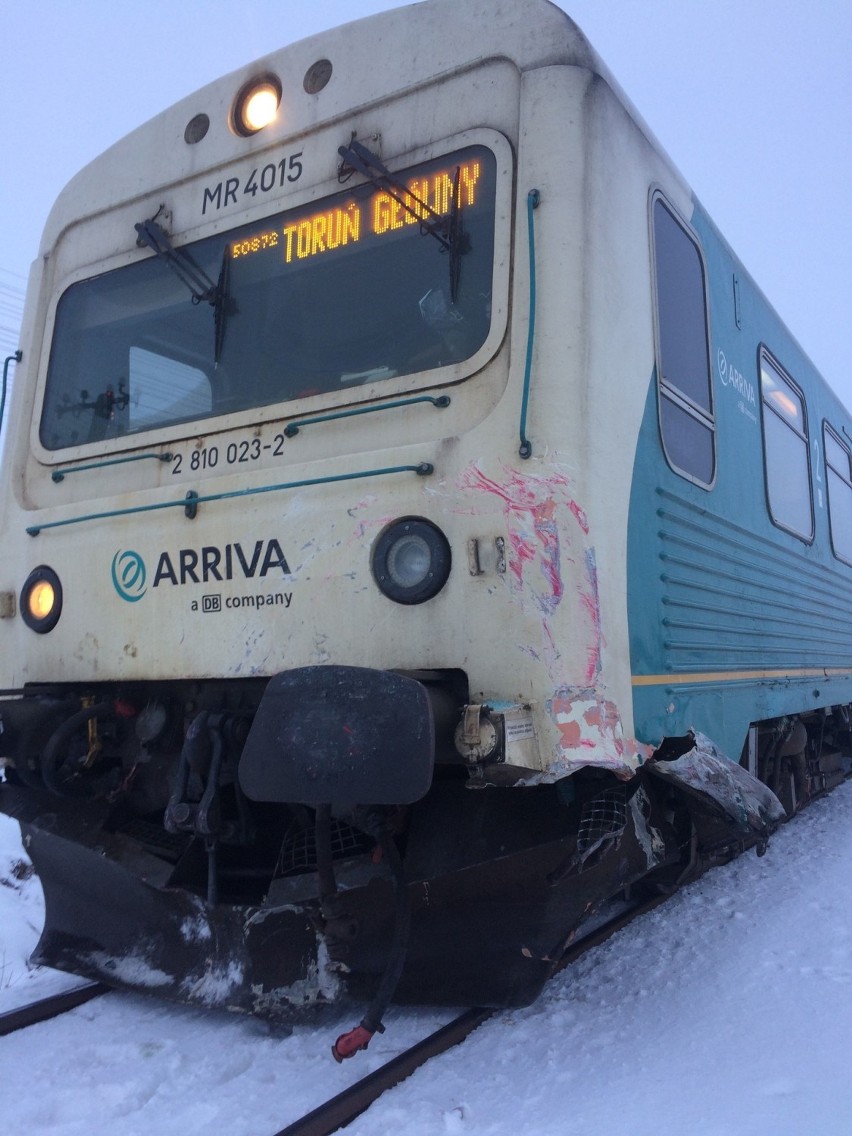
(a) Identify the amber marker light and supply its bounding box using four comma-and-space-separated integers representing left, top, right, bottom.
20, 566, 63, 633
232, 74, 282, 136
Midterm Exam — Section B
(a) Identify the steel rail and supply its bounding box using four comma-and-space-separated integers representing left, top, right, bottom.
272, 891, 670, 1136
0, 895, 671, 1129
0, 982, 108, 1037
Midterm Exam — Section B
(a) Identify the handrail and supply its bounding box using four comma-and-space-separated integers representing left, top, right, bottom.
51, 453, 173, 482
27, 462, 434, 535
518, 189, 540, 459
1, 351, 22, 433
283, 394, 450, 438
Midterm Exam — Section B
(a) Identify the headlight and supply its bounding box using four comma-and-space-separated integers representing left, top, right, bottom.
372, 518, 451, 605
20, 566, 63, 633
231, 74, 282, 136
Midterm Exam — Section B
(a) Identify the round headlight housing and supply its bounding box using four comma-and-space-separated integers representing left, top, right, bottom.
372, 518, 451, 605
231, 73, 282, 136
20, 565, 63, 633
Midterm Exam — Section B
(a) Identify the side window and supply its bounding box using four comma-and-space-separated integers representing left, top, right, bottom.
651, 195, 715, 487
759, 350, 813, 540
824, 424, 852, 564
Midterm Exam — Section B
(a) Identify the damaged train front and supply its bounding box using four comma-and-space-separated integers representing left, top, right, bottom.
0, 665, 440, 1026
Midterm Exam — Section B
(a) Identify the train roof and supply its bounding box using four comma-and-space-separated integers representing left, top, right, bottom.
33, 0, 839, 414
38, 0, 670, 256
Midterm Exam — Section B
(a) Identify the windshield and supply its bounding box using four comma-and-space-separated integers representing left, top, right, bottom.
40, 145, 497, 451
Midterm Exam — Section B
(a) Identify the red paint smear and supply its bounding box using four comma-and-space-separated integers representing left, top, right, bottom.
579, 550, 602, 684
569, 500, 589, 535
557, 719, 582, 748
508, 532, 538, 587
552, 695, 628, 756
460, 466, 571, 609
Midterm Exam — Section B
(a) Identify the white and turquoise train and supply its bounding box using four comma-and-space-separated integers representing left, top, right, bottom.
0, 0, 843, 1050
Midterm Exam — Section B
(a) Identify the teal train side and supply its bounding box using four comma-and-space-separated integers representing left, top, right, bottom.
629, 196, 852, 792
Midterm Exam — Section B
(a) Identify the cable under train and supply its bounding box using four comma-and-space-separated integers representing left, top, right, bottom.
2, 0, 848, 1057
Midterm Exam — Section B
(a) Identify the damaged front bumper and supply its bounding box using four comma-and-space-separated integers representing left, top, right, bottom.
19, 809, 342, 1017
5, 775, 678, 1020
2, 727, 786, 1022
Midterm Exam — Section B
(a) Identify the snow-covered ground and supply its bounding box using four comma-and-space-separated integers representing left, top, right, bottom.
3, 787, 852, 1136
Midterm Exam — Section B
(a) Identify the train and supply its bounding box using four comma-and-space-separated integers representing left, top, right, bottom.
1, 0, 848, 1059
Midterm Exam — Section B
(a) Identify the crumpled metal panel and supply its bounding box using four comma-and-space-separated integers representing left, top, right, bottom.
22, 820, 344, 1018
647, 730, 786, 839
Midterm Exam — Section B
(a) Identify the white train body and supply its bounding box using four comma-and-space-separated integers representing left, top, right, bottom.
2, 0, 674, 780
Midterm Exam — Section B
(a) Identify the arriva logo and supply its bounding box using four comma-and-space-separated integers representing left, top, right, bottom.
112, 550, 147, 603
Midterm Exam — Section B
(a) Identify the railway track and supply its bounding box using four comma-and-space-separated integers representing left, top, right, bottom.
0, 893, 667, 1133
273, 891, 670, 1136
0, 981, 108, 1037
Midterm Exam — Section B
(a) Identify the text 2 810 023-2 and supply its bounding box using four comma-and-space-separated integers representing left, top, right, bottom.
171, 435, 289, 475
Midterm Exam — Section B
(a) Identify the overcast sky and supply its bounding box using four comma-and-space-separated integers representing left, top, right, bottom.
2, 0, 850, 403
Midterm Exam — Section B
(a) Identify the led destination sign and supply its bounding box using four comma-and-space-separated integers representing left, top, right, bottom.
230, 157, 484, 265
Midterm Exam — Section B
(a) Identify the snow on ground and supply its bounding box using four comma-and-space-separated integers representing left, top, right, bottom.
3, 788, 852, 1135
0, 824, 88, 1010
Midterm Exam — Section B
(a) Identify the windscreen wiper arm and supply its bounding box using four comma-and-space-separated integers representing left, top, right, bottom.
339, 140, 451, 248
134, 218, 219, 305
135, 217, 232, 364
446, 165, 464, 304
338, 140, 468, 300
213, 247, 232, 365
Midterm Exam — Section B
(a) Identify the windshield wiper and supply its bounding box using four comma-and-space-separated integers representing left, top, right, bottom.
337, 140, 469, 301
135, 216, 233, 364
134, 217, 220, 305
446, 165, 464, 304
212, 247, 232, 365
